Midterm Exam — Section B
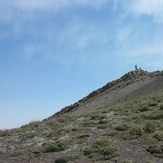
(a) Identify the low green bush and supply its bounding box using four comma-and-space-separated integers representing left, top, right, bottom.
0, 150, 3, 155
55, 157, 68, 163
34, 140, 71, 154
91, 114, 106, 120
139, 105, 150, 112
123, 125, 144, 140
143, 121, 158, 133
10, 149, 23, 157
142, 111, 163, 120
143, 137, 158, 147
97, 123, 108, 129
153, 131, 163, 141
77, 134, 90, 139
147, 145, 163, 156
83, 139, 118, 160
98, 119, 108, 124
160, 103, 163, 110
130, 125, 144, 137
107, 131, 119, 137
115, 124, 129, 131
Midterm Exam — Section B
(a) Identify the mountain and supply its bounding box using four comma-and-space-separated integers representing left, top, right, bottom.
0, 69, 163, 163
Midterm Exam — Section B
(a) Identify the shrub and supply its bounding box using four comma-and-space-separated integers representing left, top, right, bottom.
77, 134, 90, 143
143, 137, 158, 147
123, 159, 134, 163
107, 131, 119, 137
34, 140, 71, 154
55, 154, 80, 163
123, 124, 144, 140
100, 146, 118, 159
97, 123, 108, 129
130, 125, 144, 137
10, 149, 23, 157
146, 161, 154, 163
139, 105, 149, 112
98, 119, 108, 124
77, 134, 90, 139
28, 120, 41, 127
83, 139, 118, 160
20, 132, 37, 139
143, 121, 157, 133
83, 146, 98, 155
55, 157, 68, 163
153, 131, 163, 141
0, 150, 3, 155
142, 111, 163, 119
91, 114, 106, 120
160, 104, 163, 110
0, 130, 11, 137
44, 144, 64, 153
147, 145, 163, 156
115, 124, 129, 131
149, 102, 157, 107
46, 119, 61, 130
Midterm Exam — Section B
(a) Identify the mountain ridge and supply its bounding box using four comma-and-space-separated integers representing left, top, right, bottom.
0, 69, 163, 163
50, 69, 163, 117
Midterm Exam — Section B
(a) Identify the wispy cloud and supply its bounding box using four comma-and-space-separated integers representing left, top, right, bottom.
58, 19, 109, 50
129, 0, 163, 22
106, 0, 163, 70
0, 0, 111, 63
115, 23, 163, 57
13, 0, 108, 10
1, 0, 163, 69
0, 0, 109, 18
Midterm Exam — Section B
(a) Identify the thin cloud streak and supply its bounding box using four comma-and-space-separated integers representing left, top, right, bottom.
0, 0, 109, 16
13, 0, 109, 10
129, 0, 163, 22
1, 0, 163, 67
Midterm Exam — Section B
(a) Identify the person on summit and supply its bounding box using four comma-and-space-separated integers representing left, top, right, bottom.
135, 65, 138, 70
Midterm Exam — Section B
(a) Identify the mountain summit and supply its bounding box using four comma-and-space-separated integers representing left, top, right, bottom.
53, 69, 163, 116
0, 70, 163, 163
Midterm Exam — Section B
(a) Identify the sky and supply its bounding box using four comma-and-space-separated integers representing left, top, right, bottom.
1, 0, 163, 129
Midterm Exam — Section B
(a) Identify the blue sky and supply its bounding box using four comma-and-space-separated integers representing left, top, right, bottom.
1, 0, 163, 129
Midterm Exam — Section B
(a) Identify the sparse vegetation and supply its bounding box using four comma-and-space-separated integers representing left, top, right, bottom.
160, 103, 163, 110
76, 134, 90, 143
139, 104, 150, 112
33, 140, 71, 154
122, 125, 143, 140
143, 137, 158, 148
0, 150, 3, 155
0, 70, 163, 162
123, 159, 134, 163
115, 123, 129, 131
10, 149, 24, 157
143, 121, 158, 133
147, 145, 163, 158
55, 157, 67, 163
97, 123, 108, 129
83, 139, 118, 160
142, 110, 163, 119
153, 131, 163, 141
106, 131, 119, 137
28, 120, 41, 127
55, 154, 80, 163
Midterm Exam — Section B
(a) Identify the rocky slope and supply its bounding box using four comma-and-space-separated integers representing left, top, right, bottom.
0, 69, 163, 163
52, 70, 163, 116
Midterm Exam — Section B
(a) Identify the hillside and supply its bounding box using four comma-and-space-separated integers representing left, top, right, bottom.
0, 69, 163, 163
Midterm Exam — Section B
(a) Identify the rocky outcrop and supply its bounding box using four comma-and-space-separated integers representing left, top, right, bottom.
49, 69, 163, 118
